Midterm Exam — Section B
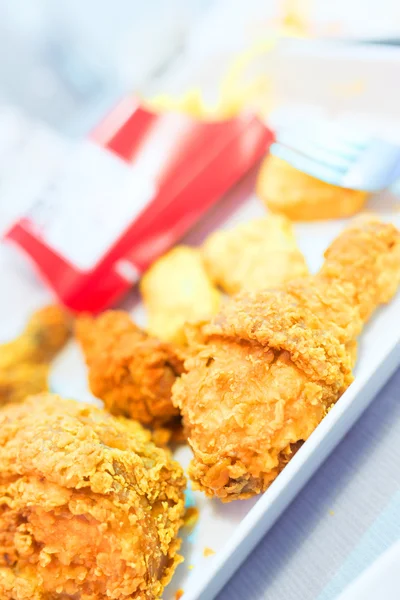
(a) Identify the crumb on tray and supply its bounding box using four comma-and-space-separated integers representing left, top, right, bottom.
184, 506, 199, 530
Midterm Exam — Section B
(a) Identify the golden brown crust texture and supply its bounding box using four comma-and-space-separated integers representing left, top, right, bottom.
202, 215, 308, 295
0, 394, 186, 599
173, 219, 400, 501
76, 311, 185, 428
319, 217, 400, 322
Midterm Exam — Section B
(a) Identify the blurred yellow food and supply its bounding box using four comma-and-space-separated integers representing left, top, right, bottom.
146, 0, 313, 122
257, 154, 369, 221
202, 214, 308, 295
280, 0, 312, 37
215, 39, 276, 119
146, 39, 276, 120
147, 88, 206, 119
0, 305, 72, 405
141, 246, 221, 344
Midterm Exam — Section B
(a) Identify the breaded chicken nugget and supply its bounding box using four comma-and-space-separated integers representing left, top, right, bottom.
257, 154, 368, 221
0, 394, 186, 600
140, 246, 221, 345
173, 218, 400, 501
202, 215, 308, 294
76, 311, 184, 428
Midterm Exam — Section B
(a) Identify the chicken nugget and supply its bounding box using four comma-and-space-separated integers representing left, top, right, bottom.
0, 394, 186, 599
141, 246, 221, 344
202, 214, 308, 295
257, 154, 368, 221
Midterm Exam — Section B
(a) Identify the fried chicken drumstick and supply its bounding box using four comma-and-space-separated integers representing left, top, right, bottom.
0, 305, 72, 405
0, 394, 186, 600
173, 218, 400, 501
76, 311, 185, 429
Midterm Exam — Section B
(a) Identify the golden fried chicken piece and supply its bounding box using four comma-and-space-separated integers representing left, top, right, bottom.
76, 311, 184, 428
0, 364, 49, 407
202, 215, 308, 294
141, 246, 221, 344
257, 154, 368, 221
0, 305, 72, 369
0, 305, 72, 405
0, 394, 186, 600
173, 218, 400, 501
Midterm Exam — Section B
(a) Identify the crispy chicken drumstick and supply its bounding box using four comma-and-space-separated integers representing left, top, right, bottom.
76, 311, 185, 429
173, 218, 400, 501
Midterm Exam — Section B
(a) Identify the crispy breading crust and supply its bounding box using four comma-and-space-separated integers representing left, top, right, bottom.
173, 219, 400, 501
319, 217, 400, 322
76, 311, 185, 428
0, 306, 72, 405
202, 215, 309, 294
0, 394, 186, 599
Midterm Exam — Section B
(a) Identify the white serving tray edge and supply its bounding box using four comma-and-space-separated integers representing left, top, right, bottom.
189, 336, 400, 600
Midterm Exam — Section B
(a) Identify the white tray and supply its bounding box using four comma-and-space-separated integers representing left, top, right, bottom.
2, 41, 400, 600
